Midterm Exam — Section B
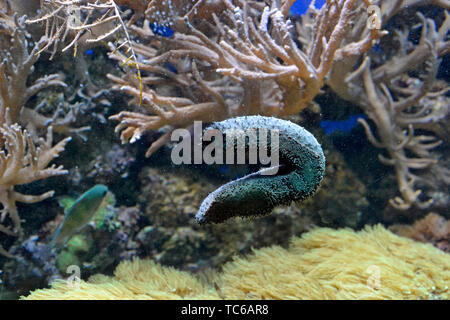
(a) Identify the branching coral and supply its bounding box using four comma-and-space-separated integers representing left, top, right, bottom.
321, 2, 450, 210
25, 0, 144, 97
0, 6, 86, 137
26, 1, 449, 213
357, 55, 447, 210
108, 0, 381, 156
0, 5, 72, 257
390, 212, 450, 252
25, 0, 120, 57
0, 12, 66, 126
0, 118, 70, 257
106, 0, 449, 213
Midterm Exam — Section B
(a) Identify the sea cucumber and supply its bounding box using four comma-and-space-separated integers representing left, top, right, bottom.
196, 116, 326, 224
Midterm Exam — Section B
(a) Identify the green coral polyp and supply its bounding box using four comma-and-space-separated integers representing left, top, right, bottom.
196, 116, 326, 224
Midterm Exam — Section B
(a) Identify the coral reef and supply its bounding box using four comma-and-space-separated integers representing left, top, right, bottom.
0, 122, 69, 257
25, 0, 447, 213
133, 144, 367, 270
102, 0, 449, 213
0, 202, 141, 298
0, 0, 448, 300
23, 225, 450, 300
2, 135, 361, 290
0, 8, 65, 126
0, 1, 92, 257
108, 0, 381, 156
323, 2, 450, 211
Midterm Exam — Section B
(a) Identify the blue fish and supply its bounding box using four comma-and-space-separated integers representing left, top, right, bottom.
150, 22, 174, 37
164, 61, 178, 74
290, 0, 325, 16
320, 114, 367, 135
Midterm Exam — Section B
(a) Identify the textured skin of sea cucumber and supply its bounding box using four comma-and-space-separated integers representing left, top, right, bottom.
196, 116, 326, 224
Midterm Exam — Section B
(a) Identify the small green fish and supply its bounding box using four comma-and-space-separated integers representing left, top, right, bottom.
50, 185, 109, 247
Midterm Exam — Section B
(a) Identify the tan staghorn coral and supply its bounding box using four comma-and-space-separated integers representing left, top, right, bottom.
323, 3, 450, 211
23, 225, 450, 300
25, 0, 122, 58
0, 4, 73, 257
0, 118, 70, 257
108, 0, 381, 156
25, 0, 145, 95
0, 5, 86, 137
0, 10, 66, 127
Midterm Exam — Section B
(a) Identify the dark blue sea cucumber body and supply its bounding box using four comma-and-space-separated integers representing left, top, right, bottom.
196, 116, 325, 224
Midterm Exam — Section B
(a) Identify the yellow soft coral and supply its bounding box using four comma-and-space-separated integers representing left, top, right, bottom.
23, 225, 450, 300
24, 259, 219, 300
217, 225, 450, 299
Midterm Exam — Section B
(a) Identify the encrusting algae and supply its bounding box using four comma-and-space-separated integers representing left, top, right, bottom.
23, 225, 450, 300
